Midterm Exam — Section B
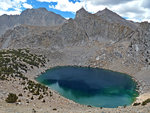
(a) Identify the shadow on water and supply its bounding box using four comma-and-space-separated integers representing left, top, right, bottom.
36, 66, 139, 108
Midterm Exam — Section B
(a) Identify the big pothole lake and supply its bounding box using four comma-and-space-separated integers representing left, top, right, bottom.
36, 66, 138, 108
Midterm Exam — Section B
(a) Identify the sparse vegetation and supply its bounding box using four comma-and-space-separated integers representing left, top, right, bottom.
23, 80, 50, 96
42, 99, 45, 103
0, 49, 52, 103
5, 93, 18, 103
87, 105, 92, 107
31, 96, 34, 100
38, 94, 44, 100
133, 102, 141, 106
142, 98, 150, 106
18, 93, 23, 96
0, 49, 46, 81
53, 108, 57, 111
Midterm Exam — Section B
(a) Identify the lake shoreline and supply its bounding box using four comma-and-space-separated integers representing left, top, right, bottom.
0, 48, 150, 113
36, 66, 139, 108
31, 62, 150, 105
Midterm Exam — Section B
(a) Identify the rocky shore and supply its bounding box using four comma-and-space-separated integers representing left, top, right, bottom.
0, 43, 149, 113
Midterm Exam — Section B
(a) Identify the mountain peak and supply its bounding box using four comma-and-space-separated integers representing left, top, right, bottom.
78, 7, 86, 12
96, 8, 116, 16
75, 7, 89, 18
36, 7, 48, 11
103, 8, 109, 11
96, 8, 137, 29
0, 8, 66, 36
21, 8, 48, 16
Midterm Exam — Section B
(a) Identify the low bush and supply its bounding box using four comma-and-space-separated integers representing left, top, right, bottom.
133, 102, 141, 106
38, 94, 43, 100
18, 93, 23, 96
5, 93, 18, 103
142, 98, 150, 106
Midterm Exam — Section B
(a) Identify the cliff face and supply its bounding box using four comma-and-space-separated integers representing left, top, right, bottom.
74, 8, 137, 41
0, 8, 66, 36
128, 22, 150, 65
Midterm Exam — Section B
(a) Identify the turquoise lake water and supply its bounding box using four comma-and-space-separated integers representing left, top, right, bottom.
36, 66, 138, 108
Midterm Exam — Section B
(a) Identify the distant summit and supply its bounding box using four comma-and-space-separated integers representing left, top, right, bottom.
76, 7, 87, 14
21, 8, 48, 16
96, 8, 125, 22
75, 7, 89, 19
96, 8, 137, 29
0, 8, 66, 36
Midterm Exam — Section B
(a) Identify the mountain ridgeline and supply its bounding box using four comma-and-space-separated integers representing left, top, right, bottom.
0, 8, 150, 62
0, 8, 66, 36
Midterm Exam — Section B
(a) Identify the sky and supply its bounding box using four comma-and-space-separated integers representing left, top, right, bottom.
0, 0, 150, 22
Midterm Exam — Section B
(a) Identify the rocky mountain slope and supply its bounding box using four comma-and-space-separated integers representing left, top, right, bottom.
0, 8, 66, 36
74, 8, 136, 41
0, 8, 149, 66
0, 8, 138, 48
128, 21, 150, 65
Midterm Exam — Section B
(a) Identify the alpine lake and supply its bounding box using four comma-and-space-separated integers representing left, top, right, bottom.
36, 66, 139, 108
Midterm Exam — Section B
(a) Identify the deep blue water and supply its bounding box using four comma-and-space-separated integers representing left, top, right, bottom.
36, 66, 138, 108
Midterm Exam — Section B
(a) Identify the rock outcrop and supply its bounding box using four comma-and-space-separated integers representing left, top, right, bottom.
74, 8, 136, 41
128, 21, 150, 65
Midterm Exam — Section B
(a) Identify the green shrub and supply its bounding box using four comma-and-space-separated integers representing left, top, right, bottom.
18, 93, 23, 96
87, 105, 92, 107
31, 96, 34, 100
142, 98, 150, 106
53, 108, 57, 111
42, 99, 45, 103
5, 93, 18, 103
133, 102, 141, 106
33, 90, 39, 95
38, 94, 43, 100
